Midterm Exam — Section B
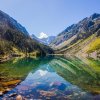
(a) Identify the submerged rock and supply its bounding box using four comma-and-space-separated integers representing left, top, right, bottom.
0, 91, 3, 96
16, 95, 22, 100
6, 88, 11, 92
39, 90, 56, 97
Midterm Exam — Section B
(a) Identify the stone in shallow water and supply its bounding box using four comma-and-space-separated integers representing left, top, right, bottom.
6, 88, 11, 92
39, 90, 56, 97
0, 91, 3, 95
16, 95, 22, 100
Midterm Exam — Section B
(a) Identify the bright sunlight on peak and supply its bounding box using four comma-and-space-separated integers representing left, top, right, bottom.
38, 32, 48, 39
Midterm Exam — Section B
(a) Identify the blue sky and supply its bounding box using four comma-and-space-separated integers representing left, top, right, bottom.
0, 0, 100, 37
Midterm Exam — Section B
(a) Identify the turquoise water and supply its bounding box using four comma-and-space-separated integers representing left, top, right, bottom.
0, 56, 100, 99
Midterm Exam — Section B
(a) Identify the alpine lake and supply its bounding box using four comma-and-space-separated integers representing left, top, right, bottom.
0, 55, 100, 100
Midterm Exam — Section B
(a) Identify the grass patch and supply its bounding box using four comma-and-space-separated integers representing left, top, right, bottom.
87, 37, 100, 53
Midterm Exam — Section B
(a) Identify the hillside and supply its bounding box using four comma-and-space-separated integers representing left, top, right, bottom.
50, 13, 100, 58
0, 10, 53, 60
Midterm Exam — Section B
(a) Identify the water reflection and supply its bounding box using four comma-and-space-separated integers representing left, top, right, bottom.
0, 56, 100, 99
50, 56, 100, 94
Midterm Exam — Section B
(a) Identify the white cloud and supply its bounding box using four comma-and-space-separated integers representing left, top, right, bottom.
38, 32, 48, 39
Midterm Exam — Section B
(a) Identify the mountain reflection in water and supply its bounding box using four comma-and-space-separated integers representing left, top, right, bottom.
0, 56, 100, 99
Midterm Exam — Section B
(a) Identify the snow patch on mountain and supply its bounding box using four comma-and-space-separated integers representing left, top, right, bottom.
31, 32, 56, 45
38, 32, 48, 39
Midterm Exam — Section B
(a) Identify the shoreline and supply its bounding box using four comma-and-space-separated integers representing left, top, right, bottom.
0, 53, 99, 63
0, 53, 40, 63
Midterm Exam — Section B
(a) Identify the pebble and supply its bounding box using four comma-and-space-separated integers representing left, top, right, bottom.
0, 91, 3, 96
16, 95, 22, 100
6, 88, 11, 91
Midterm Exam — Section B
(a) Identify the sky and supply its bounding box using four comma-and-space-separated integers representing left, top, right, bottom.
0, 0, 100, 37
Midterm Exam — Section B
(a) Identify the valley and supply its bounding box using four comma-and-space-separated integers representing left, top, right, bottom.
0, 11, 100, 61
0, 0, 100, 99
0, 10, 100, 100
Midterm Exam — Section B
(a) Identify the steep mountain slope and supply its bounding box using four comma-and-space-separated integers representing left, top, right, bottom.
0, 10, 53, 58
50, 13, 100, 58
0, 10, 29, 36
31, 34, 39, 41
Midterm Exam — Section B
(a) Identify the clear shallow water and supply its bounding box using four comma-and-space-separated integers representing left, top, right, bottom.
0, 56, 100, 99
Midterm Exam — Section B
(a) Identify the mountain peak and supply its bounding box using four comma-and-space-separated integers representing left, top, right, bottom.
38, 32, 48, 39
90, 13, 100, 20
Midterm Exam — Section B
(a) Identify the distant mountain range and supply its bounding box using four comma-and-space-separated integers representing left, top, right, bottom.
39, 35, 56, 45
0, 10, 99, 59
31, 32, 56, 45
50, 13, 100, 58
0, 10, 53, 58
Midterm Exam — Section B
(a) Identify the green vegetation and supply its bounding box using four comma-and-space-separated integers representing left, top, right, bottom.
0, 10, 53, 61
87, 37, 100, 53
0, 39, 13, 55
0, 29, 53, 61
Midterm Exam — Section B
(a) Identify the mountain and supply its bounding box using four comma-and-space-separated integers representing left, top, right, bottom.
0, 10, 29, 36
39, 36, 56, 45
0, 10, 53, 59
38, 32, 48, 39
31, 32, 56, 45
50, 13, 100, 58
31, 34, 39, 41
38, 32, 56, 45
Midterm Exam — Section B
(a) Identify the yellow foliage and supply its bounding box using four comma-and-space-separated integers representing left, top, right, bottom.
87, 37, 100, 53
